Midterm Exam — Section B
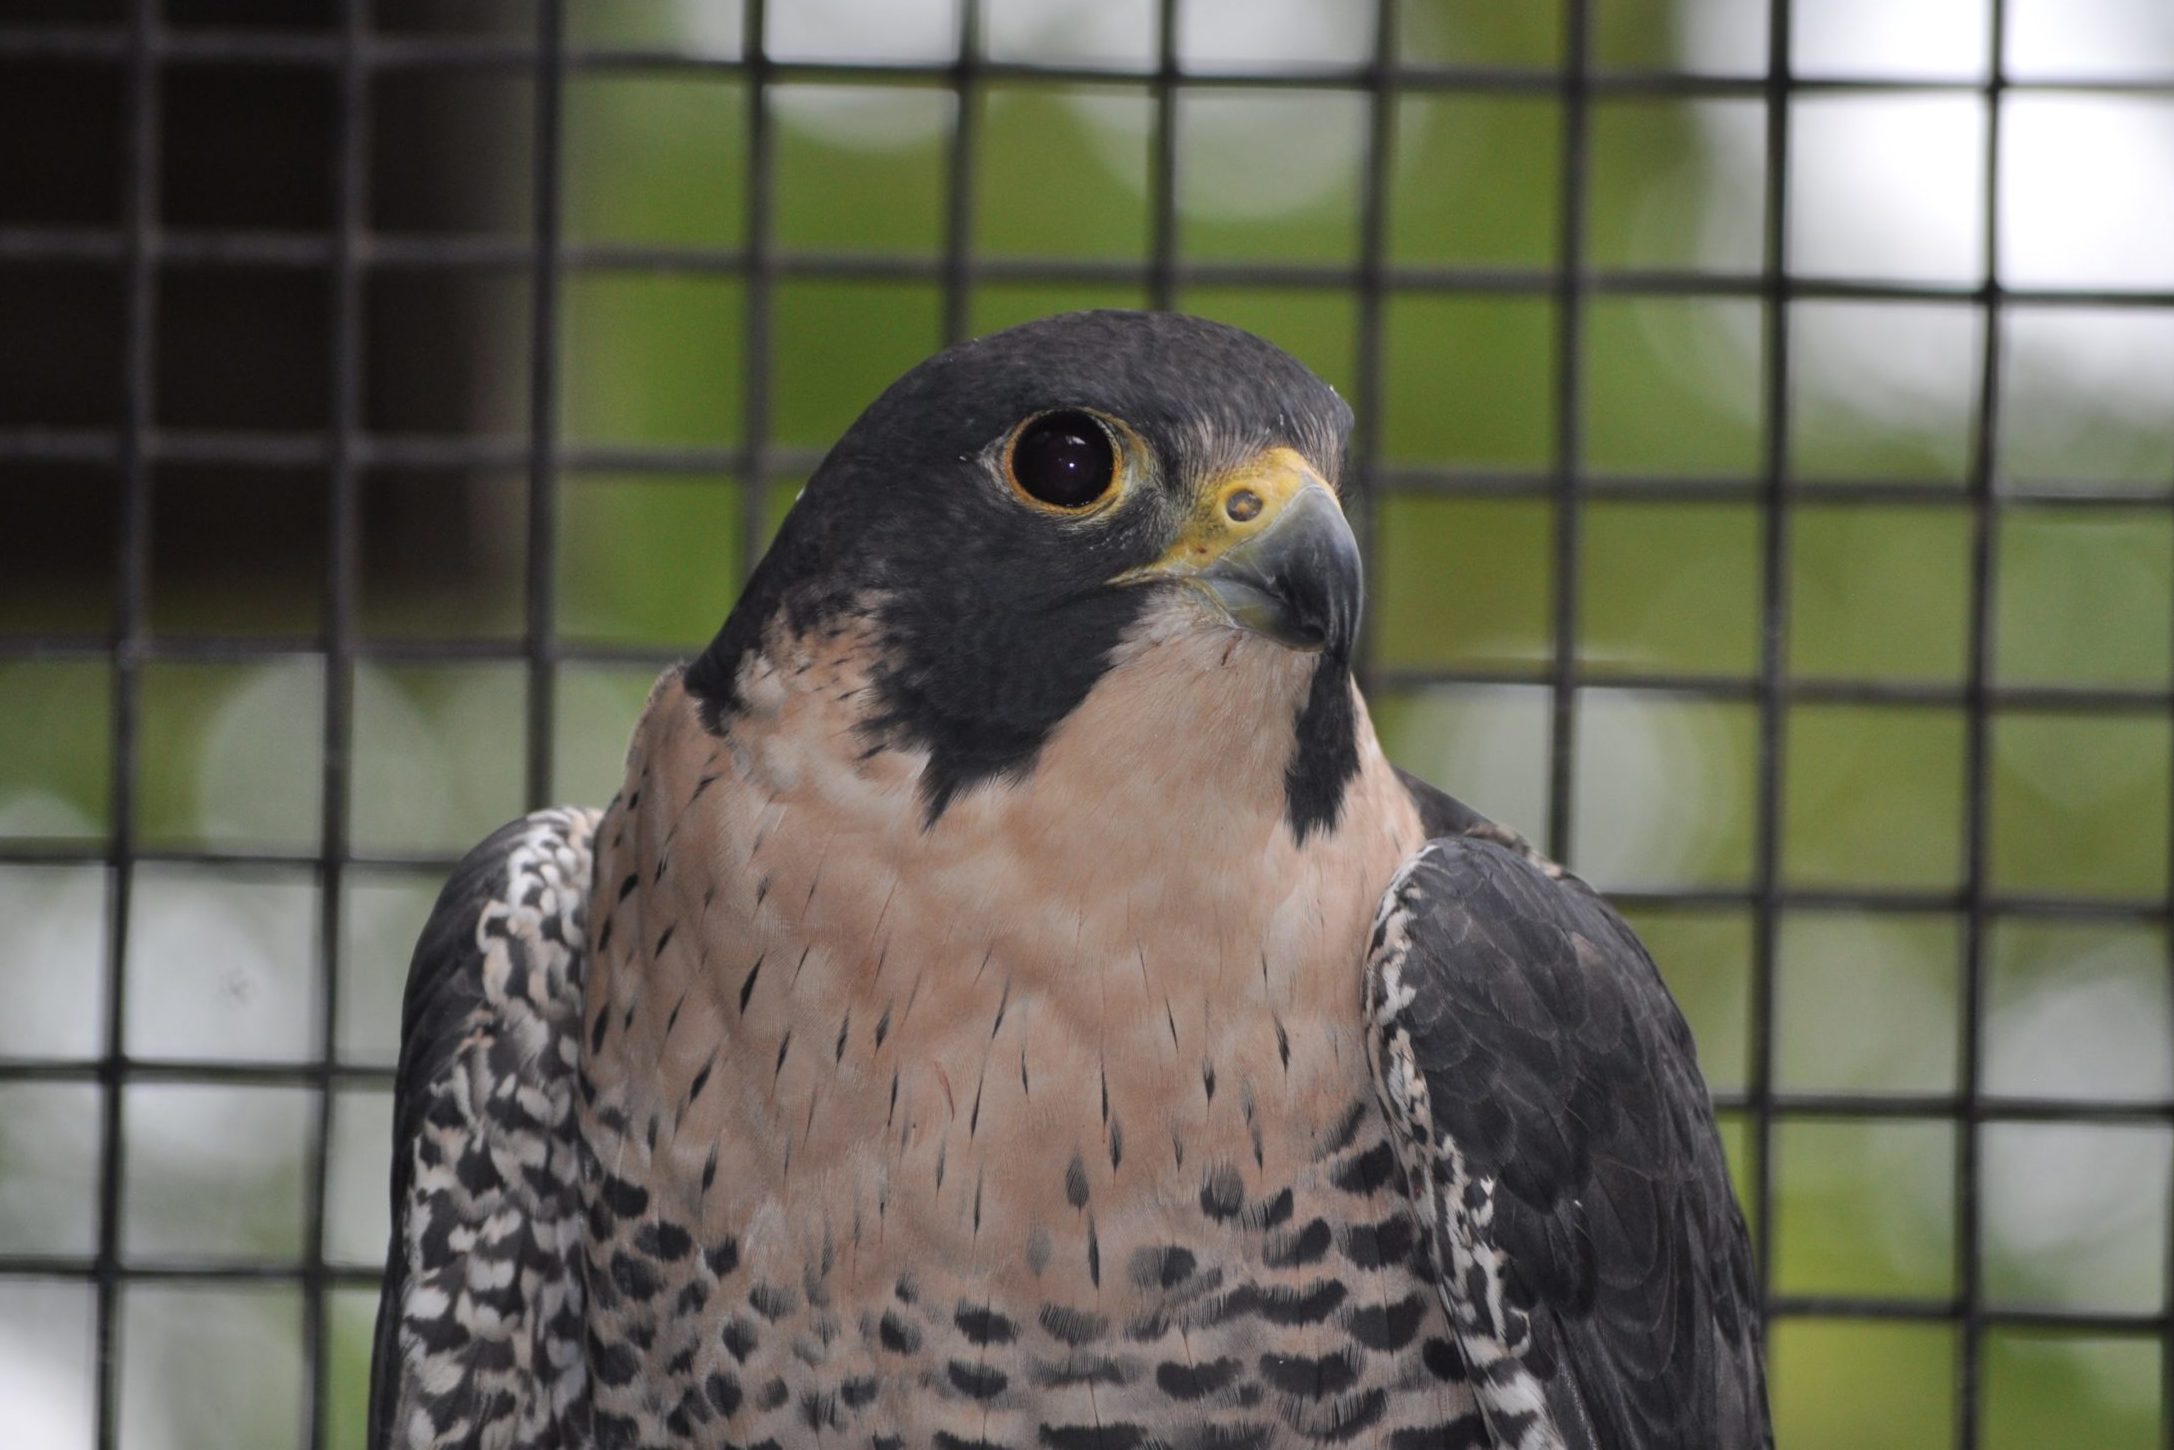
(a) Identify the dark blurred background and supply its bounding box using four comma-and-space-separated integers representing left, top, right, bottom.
3, 1, 2172, 1447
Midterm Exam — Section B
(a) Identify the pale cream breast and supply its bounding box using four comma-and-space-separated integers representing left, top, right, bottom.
575, 601, 1468, 1445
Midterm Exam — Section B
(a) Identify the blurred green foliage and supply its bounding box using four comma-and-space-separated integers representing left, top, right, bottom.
2, 1, 2171, 1446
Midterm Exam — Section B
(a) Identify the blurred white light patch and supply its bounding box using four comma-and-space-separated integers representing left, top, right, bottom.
0, 1286, 102, 1450
1657, 0, 1768, 76
1789, 0, 1990, 79
0, 1084, 101, 1256
1614, 101, 1766, 274
340, 873, 442, 1066
645, 0, 745, 58
665, 0, 957, 150
770, 84, 957, 154
123, 867, 313, 1064
1776, 916, 1957, 1094
0, 785, 99, 841
1681, 1, 2174, 447
0, 1349, 96, 1450
985, 0, 1372, 72
1987, 927, 2174, 1102
2006, 0, 2174, 80
1787, 95, 1988, 285
120, 1287, 305, 1450
1069, 19, 1373, 223
983, 0, 1157, 70
122, 1084, 310, 1260
1992, 965, 2172, 1101
0, 865, 104, 1059
1572, 693, 1752, 890
1121, 0, 1373, 217
2001, 96, 2174, 291
554, 665, 678, 806
697, 0, 1371, 219
1788, 302, 1982, 478
187, 657, 323, 847
1176, 89, 1368, 224
1377, 685, 1550, 844
1998, 309, 2174, 485
758, 0, 959, 65
326, 1089, 395, 1268
351, 663, 528, 855
1176, 0, 1374, 71
1984, 1123, 2171, 1313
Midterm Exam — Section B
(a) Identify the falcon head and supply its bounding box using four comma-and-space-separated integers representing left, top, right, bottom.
684, 310, 1365, 837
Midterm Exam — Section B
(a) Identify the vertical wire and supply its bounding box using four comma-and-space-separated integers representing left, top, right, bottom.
737, 0, 775, 588
95, 2, 158, 1443
2163, 389, 2174, 1450
523, 0, 566, 810
940, 0, 979, 347
2163, 361, 2174, 1450
304, 3, 368, 1444
1956, 4, 2009, 1444
1544, 0, 1593, 864
2164, 294, 2174, 1449
1748, 0, 1796, 1339
1147, 0, 1179, 312
1348, 0, 1396, 698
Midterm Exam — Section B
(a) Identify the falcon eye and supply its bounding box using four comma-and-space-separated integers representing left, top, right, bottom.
1007, 410, 1119, 511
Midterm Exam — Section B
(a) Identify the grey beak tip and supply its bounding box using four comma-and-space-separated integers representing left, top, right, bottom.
1201, 485, 1363, 659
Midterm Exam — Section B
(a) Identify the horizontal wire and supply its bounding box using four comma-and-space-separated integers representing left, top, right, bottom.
1712, 1091, 2174, 1125
4, 630, 2171, 718
3, 23, 2173, 97
0, 427, 812, 474
1768, 1298, 2169, 1333
0, 1255, 388, 1286
2, 426, 2169, 512
0, 836, 2164, 924
0, 1057, 396, 1086
8, 225, 2174, 314
8, 18, 2172, 1440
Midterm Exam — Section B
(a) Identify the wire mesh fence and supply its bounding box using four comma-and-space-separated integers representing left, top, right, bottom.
1, 0, 2172, 1446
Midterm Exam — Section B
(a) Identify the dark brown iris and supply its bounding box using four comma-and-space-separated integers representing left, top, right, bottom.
1010, 410, 1116, 509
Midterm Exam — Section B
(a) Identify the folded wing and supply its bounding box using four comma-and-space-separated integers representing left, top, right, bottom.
1365, 834, 1770, 1450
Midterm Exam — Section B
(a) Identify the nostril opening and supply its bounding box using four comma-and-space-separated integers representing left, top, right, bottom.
1225, 489, 1264, 523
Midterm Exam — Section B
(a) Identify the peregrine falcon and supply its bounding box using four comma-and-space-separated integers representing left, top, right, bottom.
370, 311, 1770, 1449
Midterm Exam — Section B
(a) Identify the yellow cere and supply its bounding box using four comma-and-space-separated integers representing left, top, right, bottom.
1144, 446, 1334, 578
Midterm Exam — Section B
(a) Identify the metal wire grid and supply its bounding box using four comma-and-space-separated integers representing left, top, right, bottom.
0, 0, 2169, 1446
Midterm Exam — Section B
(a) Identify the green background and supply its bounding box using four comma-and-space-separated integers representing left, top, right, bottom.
2, 1, 2172, 1446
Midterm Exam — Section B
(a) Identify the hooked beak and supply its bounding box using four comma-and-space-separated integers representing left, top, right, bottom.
1115, 447, 1362, 660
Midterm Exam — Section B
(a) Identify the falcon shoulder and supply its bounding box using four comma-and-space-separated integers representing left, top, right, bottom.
369, 806, 601, 1450
1364, 802, 1770, 1450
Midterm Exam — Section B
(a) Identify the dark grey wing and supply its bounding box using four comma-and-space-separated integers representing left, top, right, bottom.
369, 807, 601, 1450
1364, 834, 1769, 1450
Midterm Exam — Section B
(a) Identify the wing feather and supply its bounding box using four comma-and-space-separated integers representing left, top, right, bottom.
369, 807, 601, 1450
1365, 833, 1769, 1450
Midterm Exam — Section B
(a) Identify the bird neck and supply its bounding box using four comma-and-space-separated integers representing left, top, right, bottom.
579, 627, 1425, 1294
606, 603, 1428, 1063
